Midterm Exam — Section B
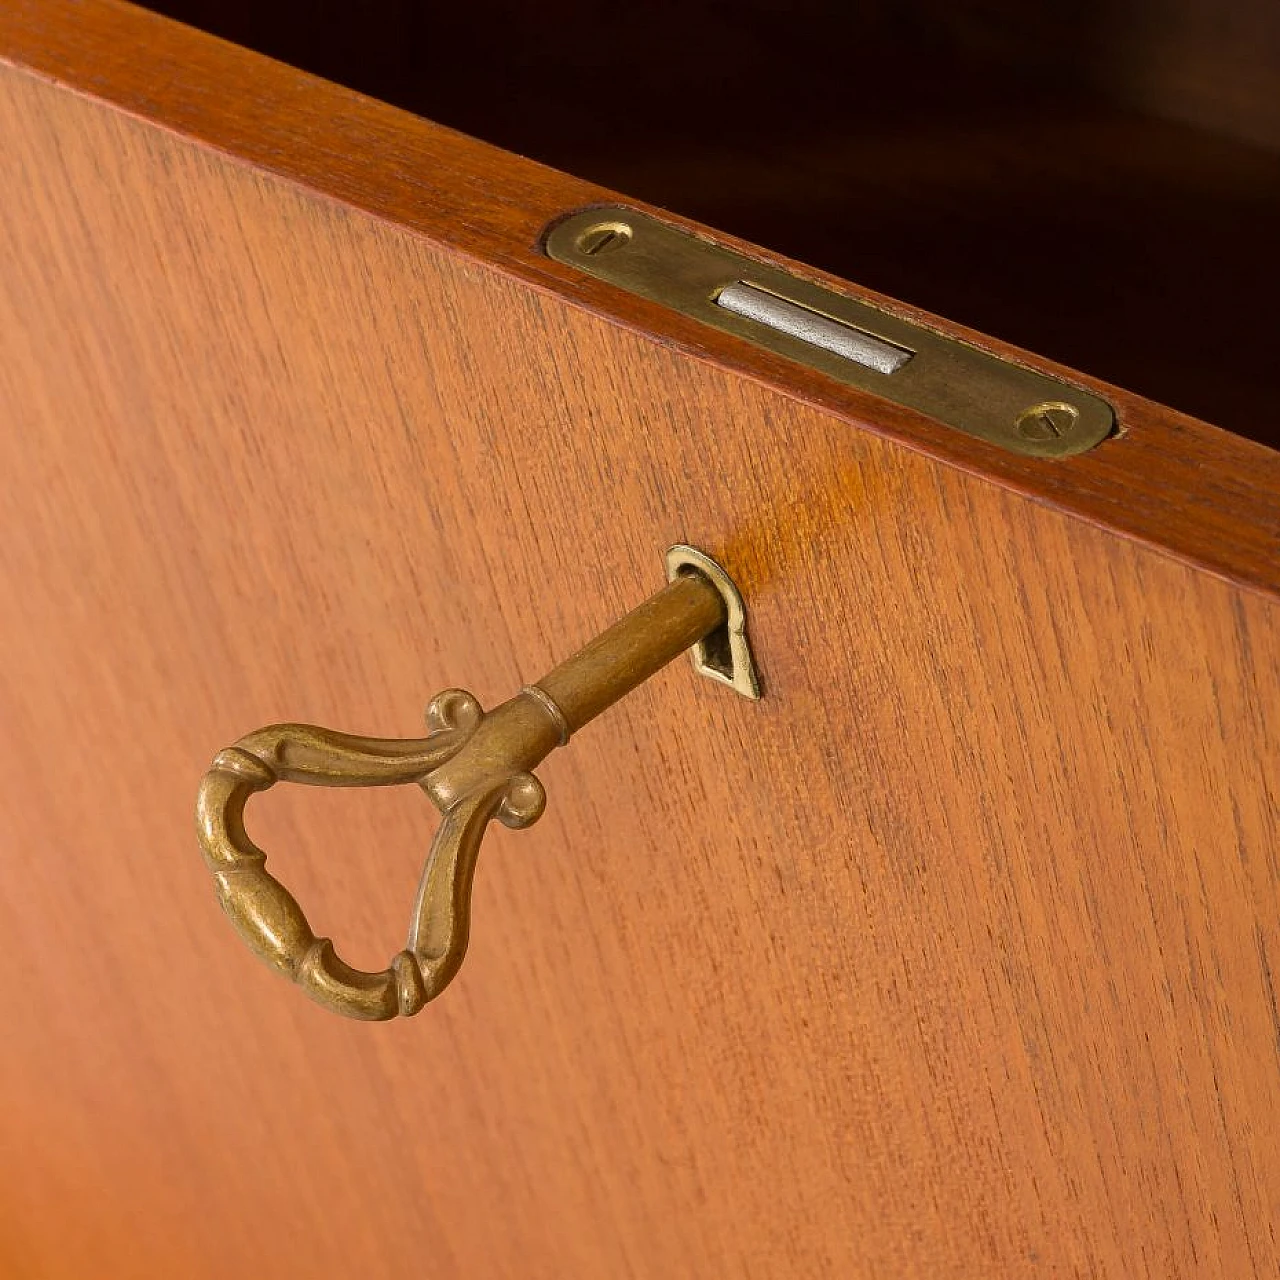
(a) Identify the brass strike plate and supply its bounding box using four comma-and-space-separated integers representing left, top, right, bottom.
544, 208, 1114, 458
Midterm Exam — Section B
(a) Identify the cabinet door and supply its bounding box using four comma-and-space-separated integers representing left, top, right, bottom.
2, 3, 1278, 1278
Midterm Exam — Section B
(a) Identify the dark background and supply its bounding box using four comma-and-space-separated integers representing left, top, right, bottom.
141, 0, 1280, 448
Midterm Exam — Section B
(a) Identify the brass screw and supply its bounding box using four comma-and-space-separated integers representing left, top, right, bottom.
1016, 401, 1079, 442
576, 221, 632, 257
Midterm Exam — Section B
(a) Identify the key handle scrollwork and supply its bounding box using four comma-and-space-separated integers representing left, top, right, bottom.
195, 548, 759, 1020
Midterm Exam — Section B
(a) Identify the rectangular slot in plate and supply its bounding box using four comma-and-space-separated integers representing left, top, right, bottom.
716, 282, 914, 375
543, 208, 1114, 458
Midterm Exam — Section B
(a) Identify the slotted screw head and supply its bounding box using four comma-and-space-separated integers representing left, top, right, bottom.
1016, 402, 1080, 442
575, 221, 633, 257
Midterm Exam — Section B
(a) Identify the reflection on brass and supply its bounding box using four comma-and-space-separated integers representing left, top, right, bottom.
196, 552, 758, 1021
544, 207, 1115, 459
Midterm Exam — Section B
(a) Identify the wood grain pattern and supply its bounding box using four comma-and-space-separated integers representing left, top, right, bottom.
1, 5, 1279, 1279
1, 0, 1277, 601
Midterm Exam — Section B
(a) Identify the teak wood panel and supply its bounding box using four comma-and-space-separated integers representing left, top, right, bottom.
2, 16, 1280, 1280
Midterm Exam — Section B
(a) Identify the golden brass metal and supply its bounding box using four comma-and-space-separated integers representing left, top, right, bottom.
195, 554, 757, 1021
544, 207, 1115, 459
666, 544, 760, 699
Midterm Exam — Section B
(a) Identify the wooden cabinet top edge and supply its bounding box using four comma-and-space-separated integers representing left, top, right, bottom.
3, 0, 1277, 600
